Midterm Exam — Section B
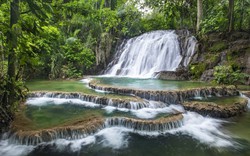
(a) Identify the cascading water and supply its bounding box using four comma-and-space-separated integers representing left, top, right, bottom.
105, 115, 184, 132
104, 30, 197, 78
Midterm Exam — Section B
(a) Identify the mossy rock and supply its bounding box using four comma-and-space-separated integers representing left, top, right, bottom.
209, 41, 227, 52
183, 97, 248, 118
190, 63, 207, 79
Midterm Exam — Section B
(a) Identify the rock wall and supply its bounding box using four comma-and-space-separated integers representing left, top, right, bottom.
95, 33, 113, 69
190, 31, 250, 83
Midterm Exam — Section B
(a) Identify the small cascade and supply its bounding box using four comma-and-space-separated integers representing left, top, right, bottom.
4, 114, 184, 146
28, 92, 167, 110
89, 82, 240, 104
28, 92, 134, 109
105, 114, 183, 132
6, 118, 105, 146
240, 92, 250, 109
107, 100, 166, 110
104, 30, 197, 77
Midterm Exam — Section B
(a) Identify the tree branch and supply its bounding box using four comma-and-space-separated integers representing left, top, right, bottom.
21, 10, 31, 14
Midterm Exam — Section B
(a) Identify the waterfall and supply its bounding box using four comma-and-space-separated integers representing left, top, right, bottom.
105, 30, 197, 78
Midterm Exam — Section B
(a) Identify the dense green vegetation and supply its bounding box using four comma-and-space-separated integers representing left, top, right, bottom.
0, 0, 250, 127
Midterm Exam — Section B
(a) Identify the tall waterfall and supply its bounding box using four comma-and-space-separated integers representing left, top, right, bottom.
104, 30, 197, 78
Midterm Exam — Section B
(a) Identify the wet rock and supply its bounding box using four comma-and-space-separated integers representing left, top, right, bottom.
9, 118, 105, 145
200, 69, 214, 81
105, 113, 183, 132
242, 91, 250, 98
28, 91, 146, 110
154, 67, 190, 80
183, 98, 248, 118
89, 80, 239, 104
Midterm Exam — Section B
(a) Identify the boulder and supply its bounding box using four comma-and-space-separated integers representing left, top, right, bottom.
200, 69, 214, 81
154, 67, 190, 80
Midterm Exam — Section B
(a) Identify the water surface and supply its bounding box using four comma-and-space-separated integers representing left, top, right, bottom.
95, 77, 212, 90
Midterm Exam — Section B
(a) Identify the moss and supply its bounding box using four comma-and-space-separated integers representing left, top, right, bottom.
209, 41, 227, 52
246, 48, 250, 53
190, 63, 207, 79
238, 85, 250, 91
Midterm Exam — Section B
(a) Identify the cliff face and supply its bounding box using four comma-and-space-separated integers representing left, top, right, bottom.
190, 31, 250, 84
95, 33, 113, 70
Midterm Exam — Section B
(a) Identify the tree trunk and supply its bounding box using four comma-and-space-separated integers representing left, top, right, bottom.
196, 0, 203, 33
110, 0, 116, 10
228, 0, 234, 32
7, 0, 20, 107
0, 32, 4, 78
239, 0, 244, 30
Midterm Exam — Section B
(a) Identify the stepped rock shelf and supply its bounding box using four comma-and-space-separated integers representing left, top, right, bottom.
89, 80, 239, 103
8, 112, 183, 145
183, 98, 248, 118
6, 79, 248, 147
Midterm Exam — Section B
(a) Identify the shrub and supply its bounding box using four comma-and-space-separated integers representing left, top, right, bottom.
214, 65, 249, 85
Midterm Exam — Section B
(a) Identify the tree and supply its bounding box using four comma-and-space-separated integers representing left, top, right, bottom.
6, 0, 20, 108
196, 0, 203, 33
0, 0, 51, 126
228, 0, 234, 32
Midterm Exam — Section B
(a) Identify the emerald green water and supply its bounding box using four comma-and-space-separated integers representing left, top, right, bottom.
95, 77, 213, 90
25, 104, 142, 129
225, 110, 250, 142
26, 80, 140, 100
25, 104, 104, 129
27, 80, 95, 93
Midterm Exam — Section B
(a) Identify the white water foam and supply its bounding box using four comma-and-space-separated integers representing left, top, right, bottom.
0, 127, 129, 155
52, 135, 96, 152
0, 140, 34, 156
0, 111, 236, 156
59, 111, 233, 148
51, 127, 129, 151
171, 112, 233, 147
26, 97, 100, 108
80, 78, 92, 84
104, 104, 184, 119
240, 93, 250, 109
26, 97, 183, 119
